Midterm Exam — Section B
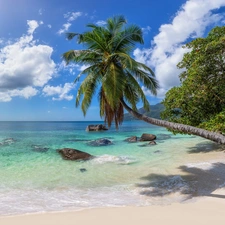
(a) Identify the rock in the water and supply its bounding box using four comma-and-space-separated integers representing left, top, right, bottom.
140, 133, 156, 141
125, 136, 138, 143
0, 138, 16, 146
32, 145, 49, 153
86, 124, 108, 131
80, 168, 87, 172
88, 138, 113, 146
138, 141, 156, 147
58, 148, 93, 161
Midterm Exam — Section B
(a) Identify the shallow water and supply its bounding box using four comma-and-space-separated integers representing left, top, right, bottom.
0, 121, 221, 216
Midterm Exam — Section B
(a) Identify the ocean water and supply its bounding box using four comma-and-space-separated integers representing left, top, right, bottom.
0, 121, 220, 216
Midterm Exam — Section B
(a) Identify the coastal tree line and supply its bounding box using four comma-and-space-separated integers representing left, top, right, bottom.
63, 15, 225, 144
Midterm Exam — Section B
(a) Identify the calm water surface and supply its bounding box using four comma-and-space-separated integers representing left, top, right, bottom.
0, 121, 217, 216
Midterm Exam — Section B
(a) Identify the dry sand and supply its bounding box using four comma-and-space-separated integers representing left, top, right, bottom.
1, 196, 225, 225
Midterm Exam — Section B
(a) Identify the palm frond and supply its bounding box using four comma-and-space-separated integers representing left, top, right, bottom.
86, 23, 99, 29
125, 71, 150, 111
62, 49, 102, 64
66, 32, 79, 40
113, 25, 143, 53
106, 15, 126, 35
76, 72, 100, 115
127, 66, 159, 95
74, 64, 101, 83
102, 62, 126, 109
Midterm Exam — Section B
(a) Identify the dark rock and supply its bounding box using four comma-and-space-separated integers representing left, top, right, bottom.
125, 136, 138, 143
58, 148, 93, 161
149, 141, 157, 145
86, 124, 108, 131
87, 138, 113, 146
140, 133, 156, 141
80, 168, 87, 172
32, 145, 49, 153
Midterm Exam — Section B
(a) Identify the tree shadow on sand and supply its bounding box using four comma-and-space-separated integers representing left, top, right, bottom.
187, 141, 225, 154
136, 163, 225, 200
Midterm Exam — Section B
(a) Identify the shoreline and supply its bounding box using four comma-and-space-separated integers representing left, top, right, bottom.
1, 150, 225, 223
1, 196, 225, 225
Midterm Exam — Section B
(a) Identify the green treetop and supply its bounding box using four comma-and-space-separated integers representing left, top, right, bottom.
161, 26, 225, 134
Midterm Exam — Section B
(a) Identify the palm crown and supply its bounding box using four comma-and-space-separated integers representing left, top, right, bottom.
63, 15, 159, 128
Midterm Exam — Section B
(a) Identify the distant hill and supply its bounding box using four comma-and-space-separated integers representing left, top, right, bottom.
123, 103, 164, 120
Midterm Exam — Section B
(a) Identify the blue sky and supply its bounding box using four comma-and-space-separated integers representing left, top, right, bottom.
0, 0, 225, 121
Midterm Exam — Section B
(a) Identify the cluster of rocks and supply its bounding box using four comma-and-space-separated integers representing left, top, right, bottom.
86, 124, 108, 132
125, 133, 157, 145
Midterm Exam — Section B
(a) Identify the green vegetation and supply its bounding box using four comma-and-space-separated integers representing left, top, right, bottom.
161, 26, 225, 134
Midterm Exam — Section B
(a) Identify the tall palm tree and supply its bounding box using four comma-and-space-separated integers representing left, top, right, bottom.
63, 15, 225, 144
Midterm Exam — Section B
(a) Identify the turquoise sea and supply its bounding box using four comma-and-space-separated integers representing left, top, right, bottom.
0, 121, 220, 216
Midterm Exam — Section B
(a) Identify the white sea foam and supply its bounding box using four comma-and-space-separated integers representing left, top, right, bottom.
0, 185, 141, 216
91, 155, 137, 165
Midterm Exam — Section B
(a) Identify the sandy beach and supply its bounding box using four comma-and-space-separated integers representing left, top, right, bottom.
1, 196, 225, 225
1, 150, 225, 225
1, 121, 225, 224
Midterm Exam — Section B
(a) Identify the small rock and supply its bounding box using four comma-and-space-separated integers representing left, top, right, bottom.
88, 138, 113, 146
125, 136, 138, 143
80, 168, 87, 172
149, 141, 157, 145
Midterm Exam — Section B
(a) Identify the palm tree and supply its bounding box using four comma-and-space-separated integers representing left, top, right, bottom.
63, 15, 225, 145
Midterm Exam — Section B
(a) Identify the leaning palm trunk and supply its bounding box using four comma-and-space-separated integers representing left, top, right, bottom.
121, 99, 225, 145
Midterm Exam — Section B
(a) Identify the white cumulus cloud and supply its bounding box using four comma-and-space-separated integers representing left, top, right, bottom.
0, 20, 56, 102
42, 83, 74, 101
0, 87, 38, 102
134, 0, 225, 99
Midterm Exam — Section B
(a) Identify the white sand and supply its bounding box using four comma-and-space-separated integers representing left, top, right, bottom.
1, 196, 225, 225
